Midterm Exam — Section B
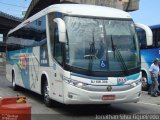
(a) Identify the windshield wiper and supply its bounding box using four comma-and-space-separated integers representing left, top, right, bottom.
111, 35, 128, 75
84, 31, 97, 59
87, 31, 96, 71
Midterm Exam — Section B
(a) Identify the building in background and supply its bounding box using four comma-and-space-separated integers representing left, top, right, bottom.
24, 0, 140, 19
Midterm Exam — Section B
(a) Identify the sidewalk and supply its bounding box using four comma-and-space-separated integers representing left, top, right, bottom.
0, 62, 5, 75
139, 91, 160, 105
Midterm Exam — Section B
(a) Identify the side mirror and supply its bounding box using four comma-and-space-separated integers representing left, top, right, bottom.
135, 23, 153, 46
53, 18, 66, 43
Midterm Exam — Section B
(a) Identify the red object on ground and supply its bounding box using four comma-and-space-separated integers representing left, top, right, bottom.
0, 96, 31, 120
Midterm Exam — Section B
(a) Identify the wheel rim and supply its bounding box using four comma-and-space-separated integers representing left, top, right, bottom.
12, 75, 16, 88
44, 84, 50, 103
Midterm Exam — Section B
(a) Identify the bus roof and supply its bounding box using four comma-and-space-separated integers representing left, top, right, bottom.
137, 24, 160, 32
150, 24, 160, 29
9, 4, 132, 35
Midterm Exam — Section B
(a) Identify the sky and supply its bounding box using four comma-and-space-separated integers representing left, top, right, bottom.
0, 0, 31, 18
0, 0, 159, 26
130, 0, 160, 26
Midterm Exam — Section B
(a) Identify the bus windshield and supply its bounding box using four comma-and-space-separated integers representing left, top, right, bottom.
64, 16, 140, 73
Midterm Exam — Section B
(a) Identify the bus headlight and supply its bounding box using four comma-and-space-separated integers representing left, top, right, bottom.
131, 82, 137, 87
130, 79, 141, 87
125, 79, 141, 87
63, 77, 88, 88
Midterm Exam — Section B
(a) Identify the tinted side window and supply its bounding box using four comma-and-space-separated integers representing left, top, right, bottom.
152, 29, 157, 47
137, 30, 147, 49
157, 29, 160, 47
54, 24, 63, 64
48, 13, 63, 65
7, 16, 46, 51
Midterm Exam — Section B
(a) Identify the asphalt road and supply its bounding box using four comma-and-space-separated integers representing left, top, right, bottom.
0, 64, 160, 120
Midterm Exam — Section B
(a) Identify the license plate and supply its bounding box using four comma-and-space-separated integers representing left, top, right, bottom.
91, 80, 108, 84
102, 95, 115, 100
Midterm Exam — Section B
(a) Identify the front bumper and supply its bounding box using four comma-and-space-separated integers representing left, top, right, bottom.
63, 83, 141, 104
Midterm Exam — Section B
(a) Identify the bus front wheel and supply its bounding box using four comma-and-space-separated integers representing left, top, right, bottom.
43, 80, 52, 107
12, 72, 19, 91
141, 73, 148, 91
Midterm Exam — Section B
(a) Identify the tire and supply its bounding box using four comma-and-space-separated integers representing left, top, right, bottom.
12, 72, 19, 91
141, 74, 148, 91
43, 80, 52, 107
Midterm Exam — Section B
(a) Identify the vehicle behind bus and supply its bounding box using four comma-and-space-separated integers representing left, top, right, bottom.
137, 24, 160, 91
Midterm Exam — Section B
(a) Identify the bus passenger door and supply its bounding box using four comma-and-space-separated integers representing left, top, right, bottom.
52, 22, 64, 103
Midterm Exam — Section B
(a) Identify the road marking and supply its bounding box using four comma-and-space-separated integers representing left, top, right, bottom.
138, 102, 160, 106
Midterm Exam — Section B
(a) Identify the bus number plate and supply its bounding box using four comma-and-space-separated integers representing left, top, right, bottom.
102, 95, 115, 100
91, 80, 108, 84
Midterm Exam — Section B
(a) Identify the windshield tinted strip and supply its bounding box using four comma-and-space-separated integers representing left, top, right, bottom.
71, 73, 108, 80
62, 13, 132, 21
65, 65, 141, 77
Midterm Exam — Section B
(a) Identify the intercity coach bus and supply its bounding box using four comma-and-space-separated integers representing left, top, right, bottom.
137, 24, 160, 91
6, 4, 152, 107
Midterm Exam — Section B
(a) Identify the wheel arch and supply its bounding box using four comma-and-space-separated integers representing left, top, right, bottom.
141, 68, 150, 82
141, 70, 147, 78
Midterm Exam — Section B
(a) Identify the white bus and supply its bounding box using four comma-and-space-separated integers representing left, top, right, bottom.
6, 4, 152, 106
